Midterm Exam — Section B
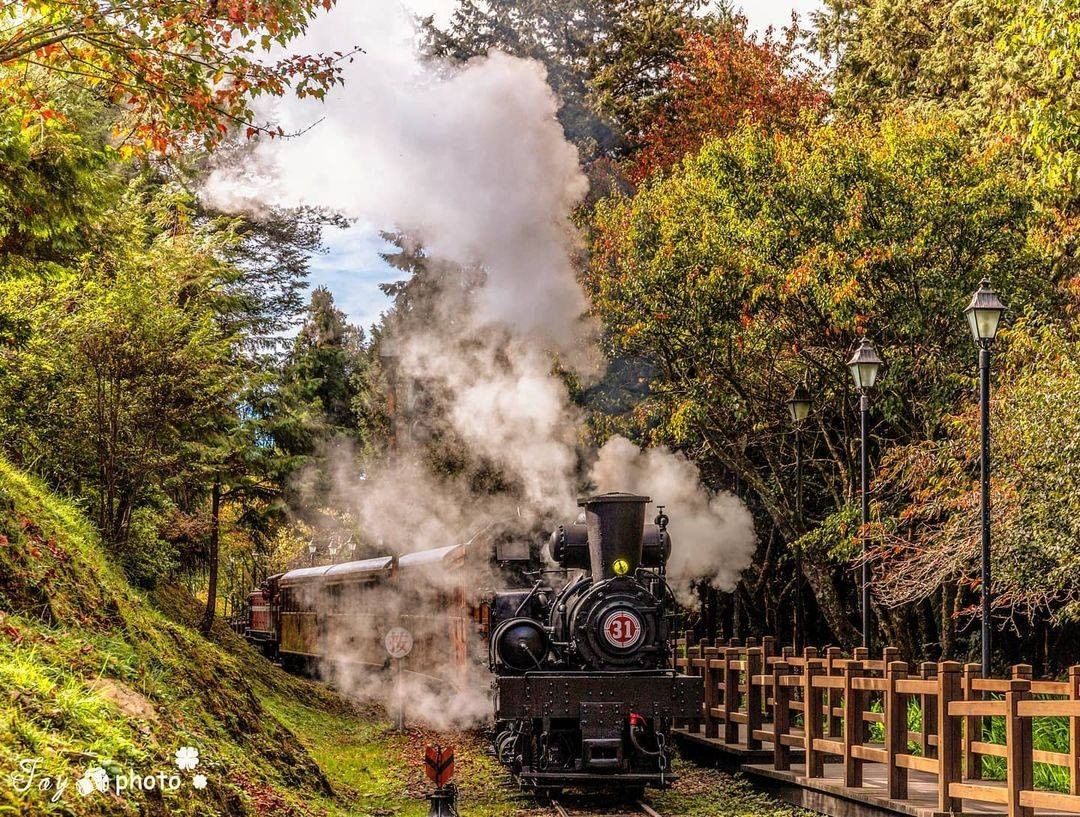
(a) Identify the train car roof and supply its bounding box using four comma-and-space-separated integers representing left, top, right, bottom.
279, 556, 393, 587
396, 543, 465, 569
324, 556, 394, 583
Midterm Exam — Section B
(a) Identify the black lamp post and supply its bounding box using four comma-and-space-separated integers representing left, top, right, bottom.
847, 337, 884, 649
308, 539, 317, 567
787, 380, 812, 650
964, 278, 1006, 676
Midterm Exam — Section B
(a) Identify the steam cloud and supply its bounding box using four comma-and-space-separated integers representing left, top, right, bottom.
205, 1, 755, 725
589, 436, 756, 604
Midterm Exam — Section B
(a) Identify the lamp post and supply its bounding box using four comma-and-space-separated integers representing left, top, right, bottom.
787, 380, 812, 651
964, 279, 1006, 676
308, 539, 316, 567
847, 337, 884, 649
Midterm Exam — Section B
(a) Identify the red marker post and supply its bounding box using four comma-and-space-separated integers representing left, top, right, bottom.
424, 745, 457, 817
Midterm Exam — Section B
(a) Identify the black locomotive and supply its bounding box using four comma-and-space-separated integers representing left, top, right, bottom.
489, 493, 702, 793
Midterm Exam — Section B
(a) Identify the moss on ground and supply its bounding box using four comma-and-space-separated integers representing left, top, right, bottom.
266, 691, 809, 817
0, 460, 341, 816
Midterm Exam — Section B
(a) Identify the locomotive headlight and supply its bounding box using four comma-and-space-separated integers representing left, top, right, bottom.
612, 558, 630, 576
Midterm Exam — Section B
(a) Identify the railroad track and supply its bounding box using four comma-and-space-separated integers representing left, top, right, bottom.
550, 795, 663, 817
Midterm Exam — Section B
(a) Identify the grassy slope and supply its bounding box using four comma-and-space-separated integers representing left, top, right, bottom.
0, 460, 352, 817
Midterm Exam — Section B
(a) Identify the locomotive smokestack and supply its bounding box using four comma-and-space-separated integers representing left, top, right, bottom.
579, 492, 650, 580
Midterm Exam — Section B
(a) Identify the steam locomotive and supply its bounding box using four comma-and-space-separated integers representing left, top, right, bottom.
489, 493, 701, 793
240, 492, 702, 794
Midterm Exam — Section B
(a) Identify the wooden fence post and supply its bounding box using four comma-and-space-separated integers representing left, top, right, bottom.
703, 643, 719, 739
844, 660, 865, 787
688, 638, 703, 733
805, 659, 825, 778
1004, 677, 1033, 817
763, 636, 776, 661
674, 630, 693, 729
747, 647, 765, 750
921, 662, 939, 759
773, 660, 792, 771
885, 660, 908, 800
1069, 666, 1080, 797
937, 661, 963, 814
963, 662, 983, 780
723, 645, 740, 744
827, 647, 843, 739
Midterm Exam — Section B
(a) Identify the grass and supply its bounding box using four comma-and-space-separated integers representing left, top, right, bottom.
983, 707, 1071, 792
265, 690, 810, 817
0, 460, 344, 816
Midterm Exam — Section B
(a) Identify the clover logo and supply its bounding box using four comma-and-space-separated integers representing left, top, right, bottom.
192, 774, 207, 790
76, 766, 109, 796
174, 747, 199, 771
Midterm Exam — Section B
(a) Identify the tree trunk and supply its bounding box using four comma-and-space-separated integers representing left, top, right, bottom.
199, 478, 222, 636
801, 558, 861, 647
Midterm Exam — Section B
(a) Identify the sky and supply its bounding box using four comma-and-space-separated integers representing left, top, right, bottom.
303, 0, 823, 332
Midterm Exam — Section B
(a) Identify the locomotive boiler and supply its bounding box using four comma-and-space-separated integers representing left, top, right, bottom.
490, 493, 702, 793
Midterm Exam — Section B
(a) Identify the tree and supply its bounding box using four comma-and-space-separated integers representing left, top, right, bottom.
812, 0, 1080, 199
586, 115, 1055, 646
629, 22, 828, 181
811, 0, 1012, 119
1, 0, 354, 152
197, 397, 295, 634
422, 0, 707, 160
868, 321, 1080, 669
276, 287, 373, 521
0, 181, 244, 545
0, 70, 117, 270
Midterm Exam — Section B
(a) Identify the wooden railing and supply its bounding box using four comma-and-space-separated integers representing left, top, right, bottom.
673, 634, 1080, 817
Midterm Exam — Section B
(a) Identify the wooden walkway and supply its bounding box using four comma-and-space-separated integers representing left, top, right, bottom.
671, 636, 1080, 817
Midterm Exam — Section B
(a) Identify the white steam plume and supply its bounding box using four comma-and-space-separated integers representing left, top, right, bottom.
204, 3, 590, 351
205, 0, 594, 516
206, 0, 757, 725
590, 436, 757, 604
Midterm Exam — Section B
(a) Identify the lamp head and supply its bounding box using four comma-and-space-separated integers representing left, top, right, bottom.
847, 337, 883, 391
787, 380, 812, 423
964, 278, 1006, 344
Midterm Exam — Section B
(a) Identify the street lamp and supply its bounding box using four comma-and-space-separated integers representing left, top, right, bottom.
308, 539, 316, 567
965, 278, 1006, 676
787, 379, 812, 650
847, 337, 883, 649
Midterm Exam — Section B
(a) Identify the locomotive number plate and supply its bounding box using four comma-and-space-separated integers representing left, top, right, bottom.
602, 610, 643, 649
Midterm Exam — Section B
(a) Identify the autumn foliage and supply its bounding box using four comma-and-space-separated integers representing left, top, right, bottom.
0, 0, 353, 153
630, 23, 829, 182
